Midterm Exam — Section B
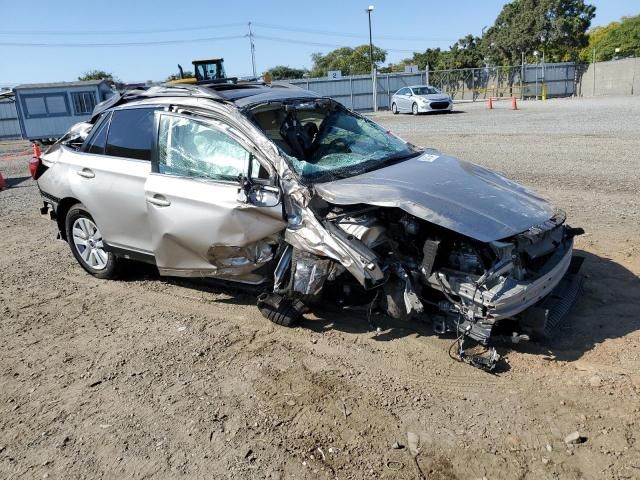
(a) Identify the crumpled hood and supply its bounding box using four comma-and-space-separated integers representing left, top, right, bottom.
313, 150, 557, 242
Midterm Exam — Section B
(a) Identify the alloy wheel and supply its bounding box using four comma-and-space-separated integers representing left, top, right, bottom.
72, 217, 108, 270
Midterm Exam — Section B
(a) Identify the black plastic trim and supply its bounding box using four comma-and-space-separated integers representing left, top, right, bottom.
40, 190, 61, 204
102, 242, 157, 265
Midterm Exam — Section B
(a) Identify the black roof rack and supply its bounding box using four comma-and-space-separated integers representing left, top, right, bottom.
91, 84, 224, 120
144, 84, 224, 99
90, 82, 315, 121
204, 81, 305, 92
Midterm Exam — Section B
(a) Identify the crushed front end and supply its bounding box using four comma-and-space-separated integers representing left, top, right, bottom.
272, 200, 584, 346
242, 96, 585, 354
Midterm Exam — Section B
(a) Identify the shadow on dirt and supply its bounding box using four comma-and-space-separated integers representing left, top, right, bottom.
305, 250, 640, 363
504, 249, 640, 362
416, 110, 465, 116
5, 176, 32, 188
118, 260, 261, 302
118, 249, 639, 363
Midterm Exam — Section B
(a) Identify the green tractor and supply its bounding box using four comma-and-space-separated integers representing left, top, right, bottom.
169, 58, 237, 85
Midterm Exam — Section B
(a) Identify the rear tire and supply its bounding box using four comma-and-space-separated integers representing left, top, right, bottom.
65, 204, 119, 279
412, 103, 419, 115
391, 103, 398, 114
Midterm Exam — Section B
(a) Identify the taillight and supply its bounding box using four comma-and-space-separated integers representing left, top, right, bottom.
29, 143, 45, 180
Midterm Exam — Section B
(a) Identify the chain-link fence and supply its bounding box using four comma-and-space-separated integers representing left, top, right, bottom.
428, 62, 578, 101
281, 62, 579, 110
284, 72, 429, 111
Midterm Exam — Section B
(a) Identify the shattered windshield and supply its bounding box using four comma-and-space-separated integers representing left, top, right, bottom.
412, 86, 440, 95
249, 100, 420, 183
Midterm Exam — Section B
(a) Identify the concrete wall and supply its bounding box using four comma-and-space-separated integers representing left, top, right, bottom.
577, 57, 640, 97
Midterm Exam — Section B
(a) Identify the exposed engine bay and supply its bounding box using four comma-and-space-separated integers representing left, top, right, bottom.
277, 203, 581, 331
246, 98, 585, 371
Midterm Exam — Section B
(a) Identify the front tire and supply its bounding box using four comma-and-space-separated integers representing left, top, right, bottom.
412, 103, 419, 115
257, 293, 305, 327
65, 204, 118, 279
391, 103, 398, 114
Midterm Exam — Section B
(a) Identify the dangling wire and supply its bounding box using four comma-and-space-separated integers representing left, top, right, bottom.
448, 312, 471, 362
367, 288, 381, 331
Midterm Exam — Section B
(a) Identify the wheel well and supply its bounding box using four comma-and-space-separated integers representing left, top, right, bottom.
56, 197, 81, 240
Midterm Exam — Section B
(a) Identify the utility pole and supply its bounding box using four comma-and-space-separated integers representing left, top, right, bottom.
248, 22, 257, 79
366, 5, 376, 112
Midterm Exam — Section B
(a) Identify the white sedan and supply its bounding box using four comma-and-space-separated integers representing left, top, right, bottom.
391, 85, 453, 115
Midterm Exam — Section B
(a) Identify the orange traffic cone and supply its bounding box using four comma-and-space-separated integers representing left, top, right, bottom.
29, 143, 42, 179
488, 97, 494, 110
0, 171, 7, 190
511, 96, 518, 110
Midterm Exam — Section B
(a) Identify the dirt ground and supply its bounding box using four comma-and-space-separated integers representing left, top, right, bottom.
1, 96, 639, 480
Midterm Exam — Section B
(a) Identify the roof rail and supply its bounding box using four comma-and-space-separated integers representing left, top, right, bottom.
90, 83, 224, 121
149, 83, 224, 99
204, 81, 307, 92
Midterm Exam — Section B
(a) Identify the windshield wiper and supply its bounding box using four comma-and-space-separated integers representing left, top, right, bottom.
379, 150, 422, 164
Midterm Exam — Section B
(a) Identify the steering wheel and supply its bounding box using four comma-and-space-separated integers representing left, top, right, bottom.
327, 138, 351, 153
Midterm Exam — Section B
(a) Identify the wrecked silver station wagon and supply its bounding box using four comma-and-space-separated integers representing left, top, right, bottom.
33, 83, 583, 356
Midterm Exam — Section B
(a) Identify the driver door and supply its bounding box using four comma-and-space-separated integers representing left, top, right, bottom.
144, 111, 286, 280
397, 88, 409, 112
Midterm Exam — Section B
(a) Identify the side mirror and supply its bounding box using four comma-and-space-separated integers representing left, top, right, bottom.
248, 184, 281, 208
237, 174, 281, 208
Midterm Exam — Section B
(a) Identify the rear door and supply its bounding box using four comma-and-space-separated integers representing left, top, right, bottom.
144, 111, 286, 280
397, 88, 410, 112
67, 107, 157, 254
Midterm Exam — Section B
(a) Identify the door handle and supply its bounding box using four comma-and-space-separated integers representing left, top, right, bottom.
76, 168, 95, 179
146, 194, 171, 207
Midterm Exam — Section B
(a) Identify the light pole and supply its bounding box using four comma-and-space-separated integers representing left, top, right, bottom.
366, 5, 377, 112
533, 50, 540, 99
540, 35, 546, 81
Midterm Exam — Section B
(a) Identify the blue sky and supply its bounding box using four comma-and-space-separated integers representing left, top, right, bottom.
0, 0, 637, 85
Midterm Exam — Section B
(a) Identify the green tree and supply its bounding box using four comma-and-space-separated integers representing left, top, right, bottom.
78, 70, 118, 84
579, 15, 640, 62
309, 45, 386, 77
445, 35, 485, 69
484, 0, 596, 64
165, 71, 194, 81
264, 65, 308, 80
410, 48, 448, 70
379, 48, 451, 73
